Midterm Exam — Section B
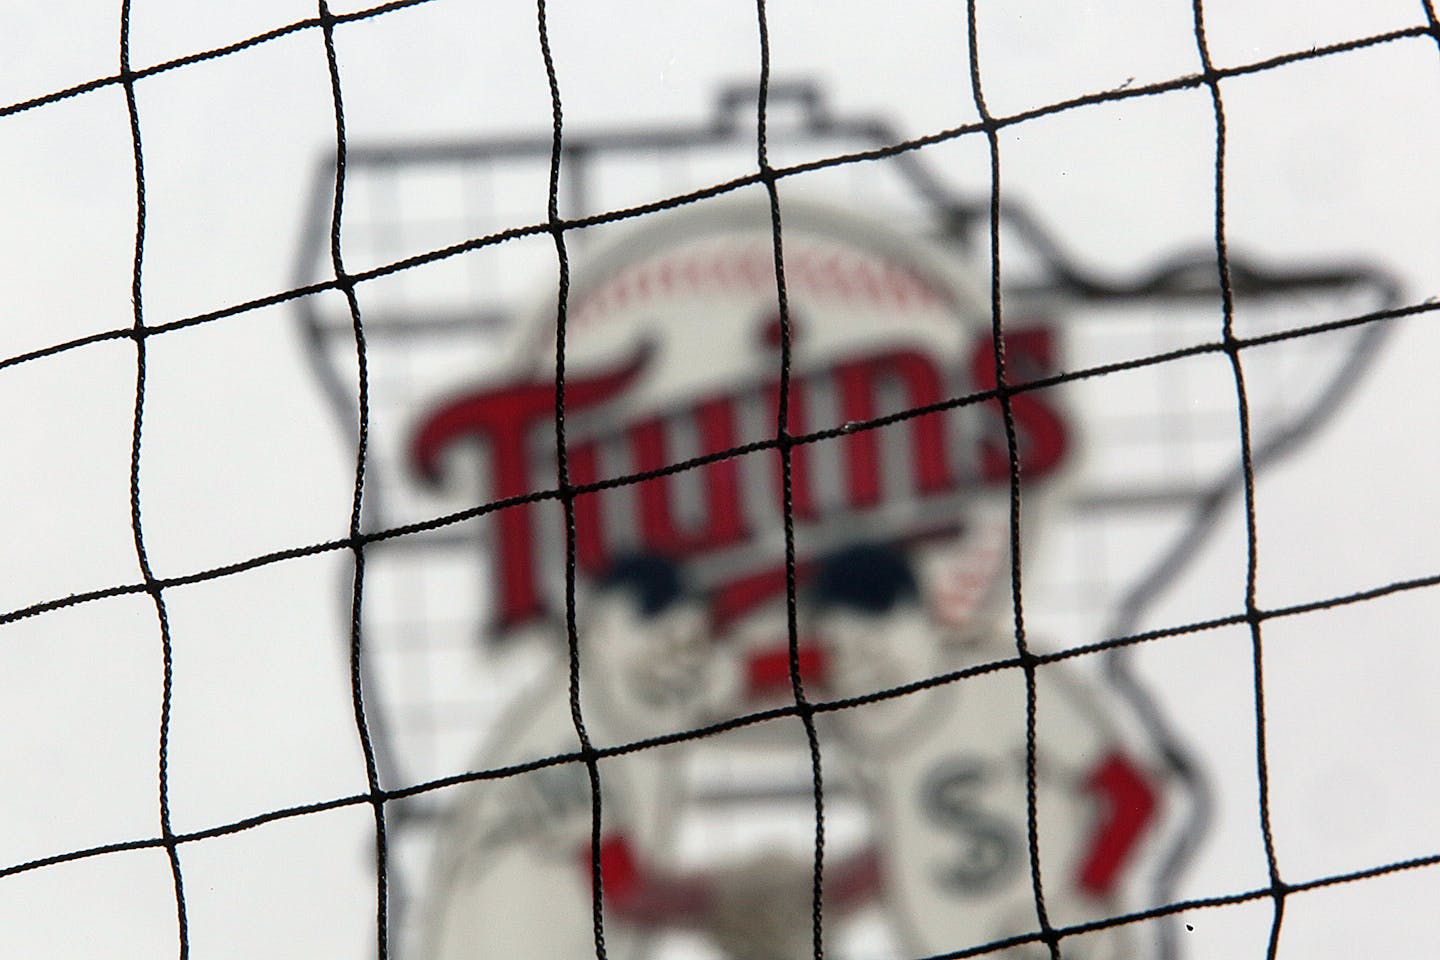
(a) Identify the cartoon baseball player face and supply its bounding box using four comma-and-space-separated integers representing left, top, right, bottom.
806, 542, 948, 754
580, 554, 734, 736
412, 200, 1166, 960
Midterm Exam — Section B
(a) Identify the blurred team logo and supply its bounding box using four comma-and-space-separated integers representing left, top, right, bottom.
409, 201, 1164, 960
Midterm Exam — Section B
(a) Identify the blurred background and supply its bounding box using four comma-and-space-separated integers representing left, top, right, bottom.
2, 1, 1439, 957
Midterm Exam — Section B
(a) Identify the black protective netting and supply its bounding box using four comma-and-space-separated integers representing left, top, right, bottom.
3, 2, 1440, 959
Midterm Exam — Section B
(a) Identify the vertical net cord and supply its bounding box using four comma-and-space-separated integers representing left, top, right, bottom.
1188, 4, 1286, 958
754, 4, 829, 958
317, 4, 390, 956
964, 5, 1058, 959
120, 3, 190, 956
535, 5, 610, 960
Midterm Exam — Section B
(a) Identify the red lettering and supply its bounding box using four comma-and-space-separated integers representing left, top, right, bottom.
766, 380, 818, 521
834, 361, 881, 508
569, 441, 609, 575
410, 330, 1069, 634
1077, 752, 1158, 897
969, 328, 1068, 483
410, 345, 649, 627
628, 398, 749, 558
834, 351, 951, 500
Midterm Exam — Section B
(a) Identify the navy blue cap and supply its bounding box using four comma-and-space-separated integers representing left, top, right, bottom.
596, 554, 686, 616
811, 542, 918, 615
